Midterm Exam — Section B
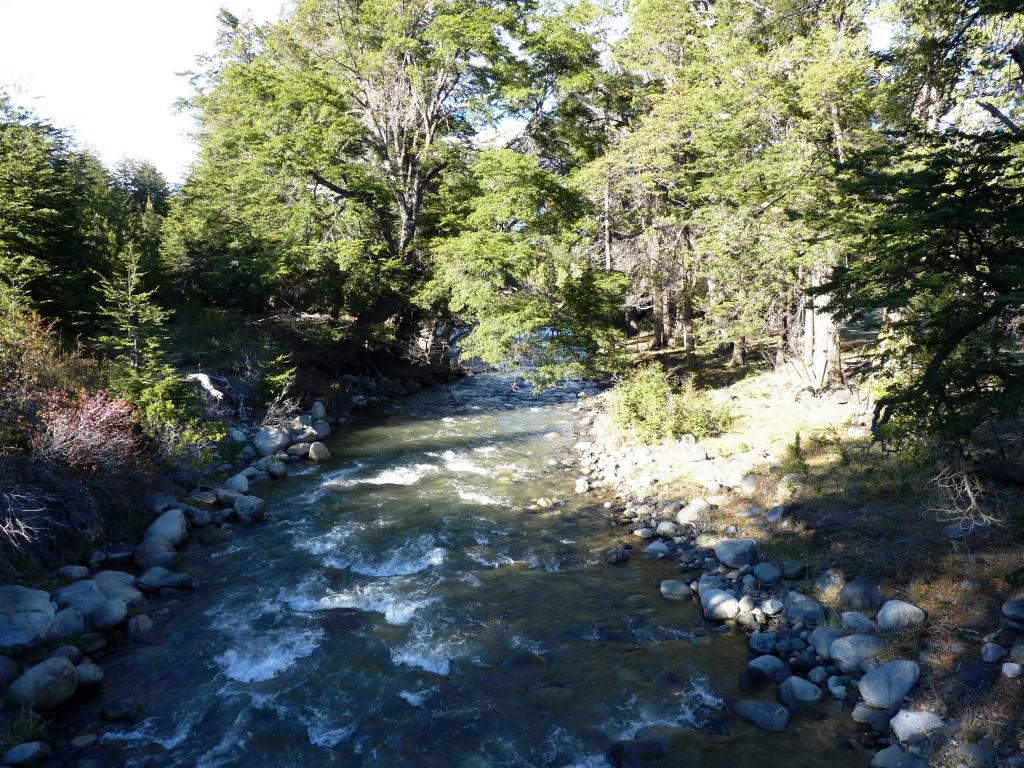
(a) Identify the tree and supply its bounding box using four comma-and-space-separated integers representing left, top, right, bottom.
94, 245, 169, 371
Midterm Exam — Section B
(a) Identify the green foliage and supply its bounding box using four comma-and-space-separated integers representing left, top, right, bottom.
609, 364, 732, 444
0, 708, 48, 751
780, 433, 810, 477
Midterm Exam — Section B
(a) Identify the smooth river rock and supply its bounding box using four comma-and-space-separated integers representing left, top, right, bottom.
3, 741, 52, 766
830, 634, 887, 674
0, 586, 55, 653
777, 675, 822, 711
785, 591, 827, 625
701, 589, 740, 621
309, 442, 331, 462
734, 700, 789, 732
144, 508, 188, 547
858, 660, 920, 709
254, 426, 289, 456
234, 495, 266, 523
714, 539, 756, 568
877, 600, 925, 632
134, 536, 177, 568
659, 580, 689, 600
8, 656, 78, 710
840, 575, 883, 610
889, 709, 943, 743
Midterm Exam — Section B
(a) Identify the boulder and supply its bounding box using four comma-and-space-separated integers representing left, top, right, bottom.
1004, 662, 1022, 678
659, 580, 689, 600
267, 461, 288, 479
215, 488, 244, 506
840, 576, 884, 610
138, 567, 192, 592
75, 663, 104, 686
981, 642, 1006, 663
842, 611, 877, 634
53, 581, 106, 618
748, 654, 788, 682
830, 634, 887, 674
3, 742, 52, 766
1002, 596, 1024, 622
777, 675, 822, 711
646, 541, 669, 556
655, 521, 677, 538
127, 614, 154, 638
309, 442, 331, 462
889, 709, 943, 743
234, 495, 266, 524
8, 656, 78, 710
92, 598, 127, 629
871, 745, 917, 768
51, 608, 84, 640
749, 632, 777, 654
254, 426, 289, 456
733, 700, 789, 732
311, 401, 327, 420
134, 536, 177, 568
785, 591, 827, 625
877, 600, 925, 632
714, 539, 756, 568
859, 660, 920, 709
675, 498, 710, 525
701, 589, 740, 622
287, 442, 311, 458
144, 509, 188, 547
92, 571, 146, 617
808, 627, 842, 659
753, 562, 782, 584
224, 473, 248, 493
0, 586, 55, 653
290, 426, 319, 444
57, 565, 89, 580
313, 420, 331, 439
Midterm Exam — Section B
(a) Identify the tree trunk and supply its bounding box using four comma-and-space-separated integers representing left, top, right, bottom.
603, 179, 612, 271
652, 286, 665, 350
662, 291, 674, 347
729, 337, 746, 368
681, 294, 697, 371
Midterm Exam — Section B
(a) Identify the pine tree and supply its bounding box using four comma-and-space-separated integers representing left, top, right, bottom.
94, 244, 169, 371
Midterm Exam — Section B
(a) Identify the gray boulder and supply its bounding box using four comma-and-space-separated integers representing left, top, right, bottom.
749, 631, 777, 654
224, 473, 248, 493
1003, 596, 1024, 622
254, 426, 289, 456
57, 565, 89, 580
714, 539, 756, 568
877, 600, 925, 632
749, 655, 788, 681
889, 709, 943, 743
267, 460, 288, 479
753, 562, 782, 584
309, 442, 331, 462
675, 498, 710, 525
311, 401, 327, 420
287, 442, 311, 458
981, 642, 1006, 663
840, 576, 883, 610
92, 571, 146, 617
51, 608, 84, 640
830, 634, 887, 674
733, 700, 789, 732
701, 589, 739, 622
127, 614, 153, 638
808, 627, 842, 659
785, 591, 827, 625
234, 495, 266, 524
777, 675, 822, 711
92, 598, 127, 629
8, 656, 78, 710
144, 509, 188, 547
859, 660, 920, 709
134, 536, 177, 568
870, 745, 917, 768
215, 488, 244, 506
138, 567, 192, 592
0, 586, 55, 653
842, 611, 877, 634
3, 742, 52, 766
290, 426, 319, 444
659, 580, 689, 600
53, 581, 106, 619
75, 663, 104, 686
313, 420, 331, 439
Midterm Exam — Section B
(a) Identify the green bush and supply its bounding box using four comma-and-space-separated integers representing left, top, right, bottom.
609, 365, 732, 445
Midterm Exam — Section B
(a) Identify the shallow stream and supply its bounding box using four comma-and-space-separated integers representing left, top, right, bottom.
80, 374, 869, 767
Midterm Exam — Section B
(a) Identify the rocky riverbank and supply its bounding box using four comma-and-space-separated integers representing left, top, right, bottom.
0, 369, 441, 767
568, 374, 1024, 768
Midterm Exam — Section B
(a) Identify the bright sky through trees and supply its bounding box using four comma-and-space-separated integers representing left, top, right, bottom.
0, 0, 284, 182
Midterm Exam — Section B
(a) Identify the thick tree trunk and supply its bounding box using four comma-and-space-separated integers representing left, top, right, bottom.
729, 337, 746, 368
804, 271, 844, 388
662, 291, 674, 347
652, 286, 665, 349
681, 294, 696, 371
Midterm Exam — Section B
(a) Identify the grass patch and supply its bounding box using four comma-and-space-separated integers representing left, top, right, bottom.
0, 708, 48, 751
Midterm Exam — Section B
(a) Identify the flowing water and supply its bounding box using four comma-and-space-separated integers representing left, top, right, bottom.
78, 374, 870, 767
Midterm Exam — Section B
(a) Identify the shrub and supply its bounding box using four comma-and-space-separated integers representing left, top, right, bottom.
31, 391, 139, 473
609, 365, 732, 445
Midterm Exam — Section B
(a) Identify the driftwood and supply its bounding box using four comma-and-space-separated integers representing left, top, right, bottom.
185, 373, 250, 422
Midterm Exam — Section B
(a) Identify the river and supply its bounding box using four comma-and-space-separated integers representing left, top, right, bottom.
75, 374, 869, 767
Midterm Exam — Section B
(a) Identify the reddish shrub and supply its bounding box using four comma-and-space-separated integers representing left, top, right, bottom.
31, 391, 140, 474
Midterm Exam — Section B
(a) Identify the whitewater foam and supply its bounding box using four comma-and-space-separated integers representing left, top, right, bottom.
215, 628, 323, 683
318, 581, 434, 625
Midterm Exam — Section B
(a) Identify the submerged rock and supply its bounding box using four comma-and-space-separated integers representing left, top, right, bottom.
734, 700, 789, 732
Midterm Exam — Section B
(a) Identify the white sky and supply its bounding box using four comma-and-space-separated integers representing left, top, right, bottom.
0, 0, 287, 184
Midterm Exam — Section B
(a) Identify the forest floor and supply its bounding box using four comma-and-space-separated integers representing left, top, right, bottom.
584, 336, 1024, 766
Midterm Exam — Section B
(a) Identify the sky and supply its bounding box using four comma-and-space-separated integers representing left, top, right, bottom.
0, 0, 287, 184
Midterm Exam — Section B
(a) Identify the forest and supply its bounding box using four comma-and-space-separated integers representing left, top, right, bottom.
3, 1, 1024, 766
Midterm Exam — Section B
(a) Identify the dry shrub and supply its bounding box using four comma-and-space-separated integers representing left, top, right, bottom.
31, 391, 140, 474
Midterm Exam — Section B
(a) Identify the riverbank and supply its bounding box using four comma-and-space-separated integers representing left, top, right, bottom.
571, 367, 1024, 768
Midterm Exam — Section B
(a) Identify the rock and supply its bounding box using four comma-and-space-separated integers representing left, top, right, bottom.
127, 614, 153, 638
134, 536, 177, 568
1003, 662, 1022, 678
808, 627, 842, 659
714, 539, 756, 568
633, 528, 655, 539
308, 442, 331, 462
840, 576, 884, 610
604, 546, 630, 565
749, 632, 777, 654
0, 586, 56, 654
500, 649, 547, 670
877, 600, 925, 632
842, 611, 877, 634
739, 474, 759, 494
830, 634, 887, 674
215, 488, 244, 506
749, 654, 788, 682
660, 580, 689, 600
853, 702, 892, 733
50, 607, 84, 640
3, 742, 52, 766
267, 461, 288, 479
234, 495, 266, 524
0, 653, 18, 687
955, 744, 994, 767
777, 675, 822, 711
761, 599, 784, 616
859, 660, 920, 709
701, 589, 740, 622
733, 700, 789, 732
224, 473, 249, 493
138, 567, 193, 592
981, 642, 1006, 663
889, 709, 943, 743
92, 571, 145, 617
645, 541, 669, 556
8, 657, 78, 710
54, 580, 107, 620
785, 591, 827, 625
808, 666, 829, 684
254, 426, 289, 456
75, 663, 104, 686
655, 521, 678, 537
313, 420, 331, 439
58, 565, 89, 580
229, 428, 247, 442
290, 426, 319, 444
1002, 596, 1024, 622
92, 598, 127, 629
188, 507, 213, 527
574, 477, 590, 494
144, 509, 188, 547
871, 745, 914, 768
103, 699, 143, 723
676, 498, 710, 525
766, 505, 788, 524
49, 644, 82, 664
199, 525, 227, 545
311, 401, 327, 420
753, 562, 781, 584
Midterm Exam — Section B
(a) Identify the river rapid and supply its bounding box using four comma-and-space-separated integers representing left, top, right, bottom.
77, 374, 869, 768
